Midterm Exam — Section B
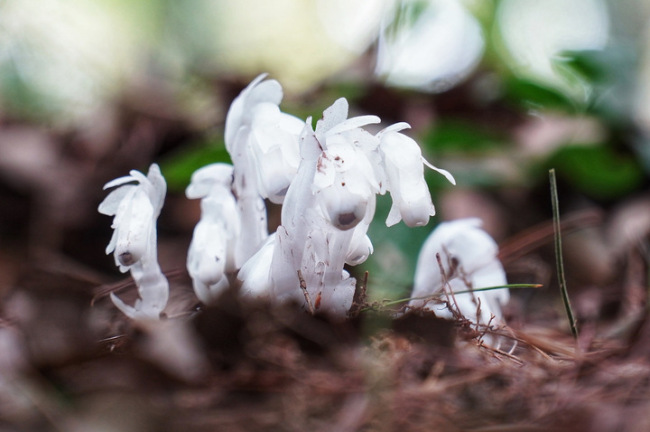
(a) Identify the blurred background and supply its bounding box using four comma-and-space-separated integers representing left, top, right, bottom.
0, 0, 649, 311
4, 2, 650, 429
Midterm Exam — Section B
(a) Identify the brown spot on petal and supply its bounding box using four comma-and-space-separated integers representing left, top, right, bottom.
338, 212, 357, 227
118, 252, 135, 266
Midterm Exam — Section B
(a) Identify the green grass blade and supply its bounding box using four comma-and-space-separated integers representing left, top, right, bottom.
361, 283, 542, 312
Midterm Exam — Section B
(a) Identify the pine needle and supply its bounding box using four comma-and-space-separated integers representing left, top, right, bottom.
549, 168, 579, 340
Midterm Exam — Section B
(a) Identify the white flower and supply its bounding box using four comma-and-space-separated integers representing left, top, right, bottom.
186, 163, 240, 304
224, 74, 304, 262
312, 98, 381, 231
377, 123, 455, 227
224, 73, 304, 201
410, 218, 509, 331
98, 164, 168, 320
314, 141, 379, 230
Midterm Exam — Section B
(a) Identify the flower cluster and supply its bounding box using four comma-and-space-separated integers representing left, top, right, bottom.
237, 92, 455, 314
99, 74, 457, 320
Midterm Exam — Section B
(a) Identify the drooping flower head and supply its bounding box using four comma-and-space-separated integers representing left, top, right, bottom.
410, 218, 509, 331
377, 123, 455, 227
223, 74, 304, 263
186, 163, 241, 304
225, 74, 305, 203
98, 163, 169, 320
312, 98, 381, 231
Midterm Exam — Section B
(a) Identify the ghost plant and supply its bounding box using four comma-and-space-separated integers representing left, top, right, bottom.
409, 218, 510, 337
224, 73, 304, 263
98, 164, 169, 320
240, 97, 455, 315
185, 163, 240, 304
100, 74, 456, 319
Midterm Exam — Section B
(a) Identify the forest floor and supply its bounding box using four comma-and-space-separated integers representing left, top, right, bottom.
1, 81, 650, 432
1, 225, 650, 432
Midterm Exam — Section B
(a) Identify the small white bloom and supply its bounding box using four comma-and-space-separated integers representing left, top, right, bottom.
225, 74, 304, 201
410, 218, 509, 330
224, 74, 303, 262
186, 163, 240, 304
98, 164, 169, 320
312, 99, 381, 231
378, 123, 455, 227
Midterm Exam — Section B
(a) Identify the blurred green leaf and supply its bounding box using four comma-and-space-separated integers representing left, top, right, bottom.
555, 46, 639, 126
423, 120, 506, 153
422, 120, 514, 188
557, 50, 609, 84
159, 137, 231, 192
633, 137, 650, 174
503, 76, 577, 111
546, 144, 644, 200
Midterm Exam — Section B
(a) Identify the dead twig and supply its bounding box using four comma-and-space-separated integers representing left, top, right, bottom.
298, 270, 315, 315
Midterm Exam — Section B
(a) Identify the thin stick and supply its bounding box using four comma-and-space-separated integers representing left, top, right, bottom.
360, 271, 369, 302
549, 169, 579, 340
297, 270, 315, 315
436, 253, 463, 320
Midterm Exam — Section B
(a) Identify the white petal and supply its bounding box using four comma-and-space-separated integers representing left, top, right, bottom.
378, 122, 411, 135
103, 174, 136, 190
224, 73, 269, 148
239, 234, 276, 298
114, 189, 154, 267
316, 98, 349, 138
327, 115, 381, 136
145, 164, 167, 215
346, 232, 373, 266
98, 184, 135, 216
317, 183, 368, 230
423, 157, 456, 185
186, 163, 234, 199
385, 202, 403, 227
